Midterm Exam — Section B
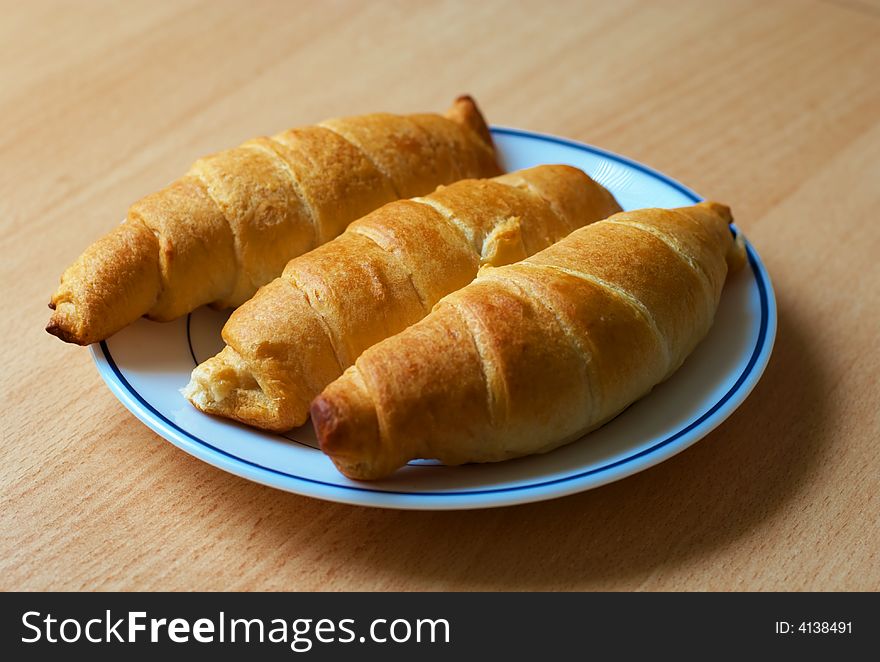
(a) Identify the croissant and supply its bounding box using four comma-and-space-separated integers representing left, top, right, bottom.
312, 202, 747, 480
46, 96, 500, 345
184, 165, 621, 431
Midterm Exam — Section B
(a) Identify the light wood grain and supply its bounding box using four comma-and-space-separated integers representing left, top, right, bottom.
2, 0, 878, 591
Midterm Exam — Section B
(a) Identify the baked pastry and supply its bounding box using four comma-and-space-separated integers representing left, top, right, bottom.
312, 202, 746, 480
184, 165, 621, 430
47, 96, 500, 345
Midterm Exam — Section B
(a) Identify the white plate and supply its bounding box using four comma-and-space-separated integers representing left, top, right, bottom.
91, 127, 776, 510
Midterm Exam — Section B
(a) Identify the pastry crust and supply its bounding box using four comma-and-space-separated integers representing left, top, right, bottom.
47, 96, 500, 345
184, 165, 622, 431
312, 202, 746, 480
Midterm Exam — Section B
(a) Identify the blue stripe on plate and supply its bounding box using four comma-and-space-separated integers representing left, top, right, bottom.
96, 128, 772, 498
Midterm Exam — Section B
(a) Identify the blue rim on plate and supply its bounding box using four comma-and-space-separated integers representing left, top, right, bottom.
90, 127, 777, 509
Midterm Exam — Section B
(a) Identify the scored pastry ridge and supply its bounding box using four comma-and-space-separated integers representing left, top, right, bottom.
477, 265, 602, 424
527, 261, 672, 372
348, 225, 433, 314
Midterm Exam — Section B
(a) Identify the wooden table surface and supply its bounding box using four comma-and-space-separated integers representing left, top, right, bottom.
2, 0, 878, 591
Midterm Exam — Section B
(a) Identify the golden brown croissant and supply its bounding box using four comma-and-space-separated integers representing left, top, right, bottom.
47, 96, 500, 345
312, 202, 747, 480
184, 165, 621, 431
